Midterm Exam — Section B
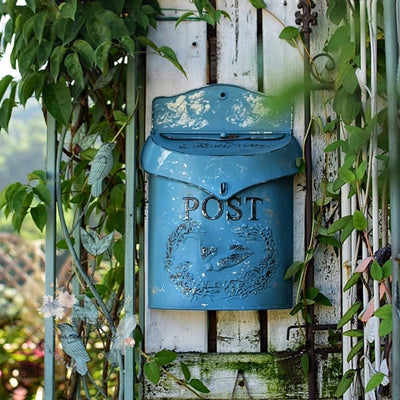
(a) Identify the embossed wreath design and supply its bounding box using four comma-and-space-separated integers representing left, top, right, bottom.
164, 220, 279, 300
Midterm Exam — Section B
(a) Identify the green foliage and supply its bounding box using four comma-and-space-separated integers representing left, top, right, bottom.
0, 0, 222, 397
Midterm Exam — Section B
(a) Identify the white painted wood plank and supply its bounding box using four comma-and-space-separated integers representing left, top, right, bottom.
144, 2, 208, 353
216, 0, 258, 89
262, 2, 306, 352
214, 0, 260, 353
262, 2, 303, 94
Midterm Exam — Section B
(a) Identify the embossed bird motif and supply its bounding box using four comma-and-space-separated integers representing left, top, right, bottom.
206, 243, 253, 271
88, 142, 116, 197
58, 323, 90, 376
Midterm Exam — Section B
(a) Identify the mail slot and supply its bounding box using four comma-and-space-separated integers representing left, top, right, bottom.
141, 84, 301, 310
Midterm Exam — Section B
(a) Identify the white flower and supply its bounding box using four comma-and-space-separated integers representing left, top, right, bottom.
38, 295, 65, 320
57, 289, 77, 309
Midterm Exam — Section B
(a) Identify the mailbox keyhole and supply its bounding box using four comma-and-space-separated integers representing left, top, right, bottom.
220, 182, 228, 195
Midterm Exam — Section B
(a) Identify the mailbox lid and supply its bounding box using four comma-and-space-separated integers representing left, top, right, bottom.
141, 84, 301, 200
141, 137, 300, 200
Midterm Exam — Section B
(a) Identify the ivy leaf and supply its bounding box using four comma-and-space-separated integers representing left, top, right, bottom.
113, 238, 125, 265
279, 26, 300, 41
31, 204, 47, 231
0, 75, 13, 103
333, 88, 362, 125
144, 361, 161, 384
338, 167, 355, 183
355, 160, 367, 181
180, 361, 191, 381
337, 301, 361, 329
72, 40, 95, 68
95, 40, 112, 73
86, 15, 111, 46
346, 339, 364, 362
353, 210, 367, 231
158, 46, 186, 77
26, 0, 36, 12
328, 215, 353, 234
120, 35, 135, 56
33, 11, 48, 43
343, 329, 364, 337
188, 378, 210, 393
18, 72, 38, 106
60, 0, 77, 20
365, 372, 385, 393
379, 317, 392, 336
301, 353, 309, 376
50, 46, 67, 81
343, 272, 361, 292
382, 260, 392, 279
154, 350, 177, 366
42, 79, 72, 125
65, 52, 85, 88
102, 10, 129, 38
249, 0, 266, 8
175, 11, 195, 27
374, 304, 392, 319
335, 369, 356, 397
316, 234, 341, 248
11, 186, 29, 215
314, 292, 332, 307
284, 261, 303, 280
347, 125, 370, 152
33, 183, 51, 206
38, 40, 53, 69
0, 80, 16, 132
370, 261, 383, 281
28, 170, 46, 182
327, 0, 347, 24
19, 40, 38, 76
324, 139, 344, 153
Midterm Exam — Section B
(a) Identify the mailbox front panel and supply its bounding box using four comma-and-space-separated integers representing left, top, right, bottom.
147, 175, 294, 310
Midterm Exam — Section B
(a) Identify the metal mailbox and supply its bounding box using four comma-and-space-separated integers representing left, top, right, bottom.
141, 84, 301, 310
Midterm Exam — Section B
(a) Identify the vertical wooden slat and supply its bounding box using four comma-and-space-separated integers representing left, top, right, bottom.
262, 2, 304, 353
214, 0, 260, 354
44, 115, 57, 399
215, 0, 258, 89
124, 57, 137, 400
144, 1, 208, 353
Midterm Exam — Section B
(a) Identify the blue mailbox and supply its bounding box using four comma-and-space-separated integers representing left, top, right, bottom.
141, 84, 301, 310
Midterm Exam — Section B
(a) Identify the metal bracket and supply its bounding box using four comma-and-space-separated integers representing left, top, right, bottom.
230, 369, 252, 400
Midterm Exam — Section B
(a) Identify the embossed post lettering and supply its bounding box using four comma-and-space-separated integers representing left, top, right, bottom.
183, 197, 199, 220
245, 197, 263, 220
182, 195, 263, 221
201, 196, 223, 220
227, 196, 242, 221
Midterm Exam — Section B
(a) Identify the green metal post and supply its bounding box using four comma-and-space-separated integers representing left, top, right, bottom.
44, 116, 57, 399
383, 1, 400, 399
124, 57, 137, 399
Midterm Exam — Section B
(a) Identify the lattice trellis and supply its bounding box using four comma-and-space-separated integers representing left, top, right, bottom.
0, 233, 45, 307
